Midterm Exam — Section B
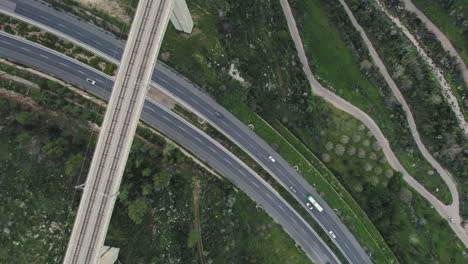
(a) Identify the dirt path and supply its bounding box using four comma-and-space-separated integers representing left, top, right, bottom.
192, 176, 207, 264
339, 0, 465, 244
402, 0, 468, 84
279, 0, 468, 247
374, 0, 467, 135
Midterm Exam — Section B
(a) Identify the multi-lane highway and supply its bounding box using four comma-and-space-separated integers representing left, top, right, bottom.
0, 32, 340, 264
63, 0, 175, 263
1, 1, 371, 263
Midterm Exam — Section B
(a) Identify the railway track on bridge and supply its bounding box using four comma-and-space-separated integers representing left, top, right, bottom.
64, 0, 173, 263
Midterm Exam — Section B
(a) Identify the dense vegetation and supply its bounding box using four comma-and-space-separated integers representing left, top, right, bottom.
159, 0, 467, 262
412, 0, 468, 65
290, 0, 453, 203
0, 71, 313, 263
343, 0, 467, 221
4, 0, 466, 262
380, 0, 467, 116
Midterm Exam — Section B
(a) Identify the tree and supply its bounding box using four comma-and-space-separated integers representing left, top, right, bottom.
187, 228, 201, 248
142, 168, 151, 177
0, 98, 9, 115
65, 153, 84, 176
42, 138, 67, 158
15, 111, 38, 127
16, 133, 31, 145
127, 199, 148, 224
141, 184, 152, 196
162, 143, 177, 164
153, 169, 171, 190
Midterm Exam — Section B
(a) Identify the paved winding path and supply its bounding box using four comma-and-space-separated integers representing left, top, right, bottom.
403, 0, 468, 84
280, 0, 468, 247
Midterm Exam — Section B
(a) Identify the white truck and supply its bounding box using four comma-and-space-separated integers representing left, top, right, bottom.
307, 195, 324, 212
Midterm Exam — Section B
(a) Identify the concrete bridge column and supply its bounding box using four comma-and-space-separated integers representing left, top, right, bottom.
170, 0, 193, 33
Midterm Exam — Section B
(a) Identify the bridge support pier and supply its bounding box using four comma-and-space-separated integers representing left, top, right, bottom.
98, 246, 119, 264
170, 0, 193, 33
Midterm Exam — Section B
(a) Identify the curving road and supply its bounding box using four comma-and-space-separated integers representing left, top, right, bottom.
280, 0, 468, 247
0, 1, 373, 263
0, 32, 340, 264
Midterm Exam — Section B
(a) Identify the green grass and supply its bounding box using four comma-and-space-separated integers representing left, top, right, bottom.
292, 0, 452, 204
69, 0, 465, 262
0, 66, 314, 263
219, 94, 397, 263
412, 0, 468, 64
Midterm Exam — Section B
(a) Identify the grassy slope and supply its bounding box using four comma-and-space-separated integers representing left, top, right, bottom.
292, 0, 451, 203
159, 0, 466, 263
0, 80, 311, 263
412, 0, 468, 64
161, 2, 397, 262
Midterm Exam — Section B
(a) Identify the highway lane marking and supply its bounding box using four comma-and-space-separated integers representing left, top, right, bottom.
76, 31, 85, 37
208, 146, 217, 153
158, 78, 168, 85
78, 70, 86, 75
39, 54, 49, 59
232, 130, 243, 139
93, 40, 106, 47
194, 136, 203, 143
0, 40, 11, 45
190, 99, 203, 107
20, 47, 31, 52
161, 115, 171, 121
265, 193, 273, 200
177, 125, 188, 132
279, 205, 288, 214
57, 23, 66, 28
252, 181, 259, 187
59, 62, 69, 68
39, 15, 50, 21
223, 158, 233, 166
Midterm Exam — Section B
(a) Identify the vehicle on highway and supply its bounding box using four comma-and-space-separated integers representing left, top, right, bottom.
328, 230, 336, 239
268, 155, 276, 162
449, 217, 455, 223
86, 78, 96, 85
307, 195, 324, 212
289, 186, 297, 193
306, 202, 314, 210
214, 111, 223, 118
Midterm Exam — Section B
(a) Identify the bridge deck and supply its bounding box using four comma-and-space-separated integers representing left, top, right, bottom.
63, 1, 174, 263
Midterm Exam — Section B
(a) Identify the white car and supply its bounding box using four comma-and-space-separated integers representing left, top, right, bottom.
214, 111, 223, 118
328, 230, 336, 239
449, 217, 455, 223
306, 202, 313, 210
289, 186, 297, 193
86, 78, 96, 85
268, 155, 276, 162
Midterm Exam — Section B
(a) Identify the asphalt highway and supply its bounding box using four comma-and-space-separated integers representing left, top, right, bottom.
0, 32, 340, 264
1, 1, 372, 263
1, 1, 371, 262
